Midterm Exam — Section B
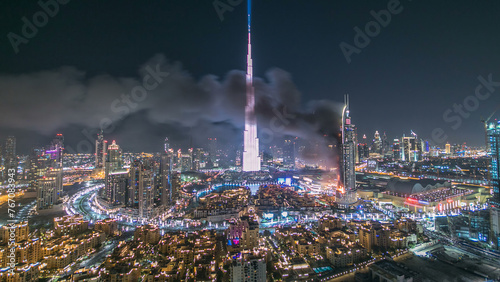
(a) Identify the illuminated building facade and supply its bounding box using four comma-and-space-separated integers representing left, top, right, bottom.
283, 138, 295, 169
161, 144, 173, 206
401, 136, 421, 162
489, 121, 500, 206
106, 140, 121, 167
37, 171, 58, 209
372, 131, 382, 155
95, 130, 107, 168
338, 95, 357, 205
445, 143, 451, 155
4, 136, 16, 180
392, 139, 401, 160
104, 140, 124, 204
49, 134, 64, 196
105, 170, 128, 205
358, 134, 369, 162
488, 121, 500, 248
139, 167, 154, 219
34, 134, 65, 210
242, 0, 261, 172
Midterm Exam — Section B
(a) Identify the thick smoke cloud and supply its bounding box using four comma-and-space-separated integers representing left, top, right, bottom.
0, 54, 343, 165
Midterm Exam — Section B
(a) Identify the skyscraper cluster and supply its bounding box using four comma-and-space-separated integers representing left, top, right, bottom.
99, 134, 178, 220
28, 134, 64, 210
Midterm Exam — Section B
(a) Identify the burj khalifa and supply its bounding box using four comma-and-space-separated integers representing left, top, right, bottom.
242, 0, 261, 172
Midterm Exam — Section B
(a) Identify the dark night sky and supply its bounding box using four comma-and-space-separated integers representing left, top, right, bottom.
1, 0, 500, 154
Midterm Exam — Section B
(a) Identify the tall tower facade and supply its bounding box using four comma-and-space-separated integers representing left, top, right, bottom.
161, 151, 172, 206
372, 131, 382, 155
489, 121, 500, 206
4, 136, 17, 180
392, 139, 401, 160
242, 0, 261, 172
139, 168, 154, 219
104, 140, 126, 205
48, 134, 64, 196
283, 138, 296, 170
95, 131, 107, 169
401, 136, 415, 162
338, 95, 356, 205
488, 121, 500, 249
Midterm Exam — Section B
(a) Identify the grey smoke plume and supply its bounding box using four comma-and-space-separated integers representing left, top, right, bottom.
0, 54, 343, 164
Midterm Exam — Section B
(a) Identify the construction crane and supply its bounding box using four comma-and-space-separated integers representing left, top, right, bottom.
480, 104, 500, 152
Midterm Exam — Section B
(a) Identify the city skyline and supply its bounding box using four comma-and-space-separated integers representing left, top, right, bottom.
1, 1, 500, 153
1, 1, 500, 281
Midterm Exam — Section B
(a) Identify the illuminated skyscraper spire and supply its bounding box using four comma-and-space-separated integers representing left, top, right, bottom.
243, 0, 261, 172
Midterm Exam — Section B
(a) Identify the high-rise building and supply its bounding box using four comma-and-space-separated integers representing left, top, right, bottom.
128, 160, 156, 219
4, 136, 17, 180
393, 139, 401, 161
106, 140, 122, 166
27, 147, 45, 193
283, 138, 295, 169
353, 127, 359, 163
37, 170, 58, 209
338, 95, 356, 206
103, 140, 123, 202
401, 136, 418, 162
164, 137, 170, 154
95, 131, 107, 168
181, 153, 193, 172
33, 134, 65, 210
192, 148, 204, 170
488, 121, 500, 249
139, 167, 154, 219
51, 134, 64, 163
47, 134, 64, 196
105, 170, 128, 205
357, 134, 369, 162
161, 150, 173, 206
372, 131, 382, 155
128, 160, 141, 208
489, 121, 500, 206
381, 132, 388, 155
208, 138, 218, 167
445, 143, 451, 155
242, 0, 261, 172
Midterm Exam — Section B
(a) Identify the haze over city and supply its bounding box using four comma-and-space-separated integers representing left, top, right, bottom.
1, 0, 500, 153
1, 1, 500, 281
